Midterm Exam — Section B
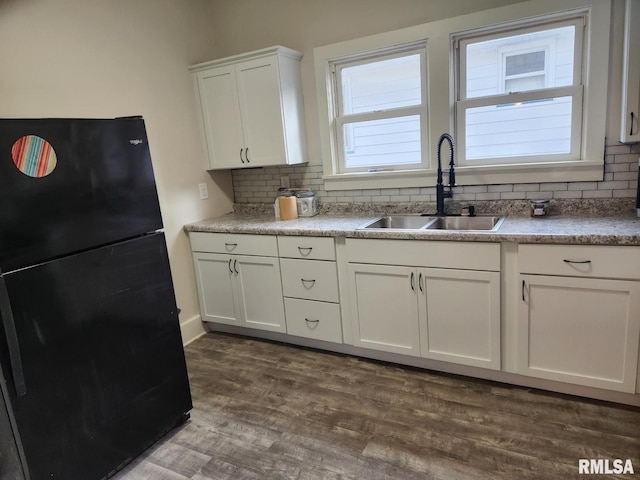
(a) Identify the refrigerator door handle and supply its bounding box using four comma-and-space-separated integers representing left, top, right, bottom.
0, 275, 27, 397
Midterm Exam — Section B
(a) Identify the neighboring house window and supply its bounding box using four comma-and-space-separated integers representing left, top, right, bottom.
330, 44, 427, 174
455, 17, 584, 165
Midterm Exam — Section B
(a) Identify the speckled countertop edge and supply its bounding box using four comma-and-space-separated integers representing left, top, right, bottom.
184, 212, 640, 246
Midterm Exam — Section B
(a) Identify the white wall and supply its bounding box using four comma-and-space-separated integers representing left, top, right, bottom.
0, 0, 234, 343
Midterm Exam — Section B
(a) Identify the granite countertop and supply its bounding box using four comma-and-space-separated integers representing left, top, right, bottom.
184, 211, 640, 246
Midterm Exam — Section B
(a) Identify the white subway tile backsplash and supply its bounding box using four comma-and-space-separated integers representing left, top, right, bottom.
231, 144, 637, 211
583, 190, 613, 198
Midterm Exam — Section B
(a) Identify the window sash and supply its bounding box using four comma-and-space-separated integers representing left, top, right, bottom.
455, 85, 583, 165
457, 16, 584, 101
331, 46, 428, 174
454, 15, 585, 166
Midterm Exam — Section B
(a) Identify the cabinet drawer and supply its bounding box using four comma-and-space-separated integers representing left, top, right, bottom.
278, 236, 336, 260
284, 298, 342, 343
280, 258, 339, 302
519, 244, 640, 279
346, 239, 500, 271
189, 232, 278, 257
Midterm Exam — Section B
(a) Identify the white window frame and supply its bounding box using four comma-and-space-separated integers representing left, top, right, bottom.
455, 15, 585, 167
314, 0, 610, 191
330, 44, 428, 175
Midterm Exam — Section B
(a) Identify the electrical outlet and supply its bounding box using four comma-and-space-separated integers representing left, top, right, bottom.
198, 183, 209, 200
280, 175, 290, 188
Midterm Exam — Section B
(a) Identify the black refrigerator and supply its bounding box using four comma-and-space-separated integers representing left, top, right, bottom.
0, 117, 192, 479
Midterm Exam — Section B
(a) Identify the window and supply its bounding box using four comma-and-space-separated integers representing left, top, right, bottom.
330, 44, 427, 174
314, 0, 610, 190
455, 17, 584, 165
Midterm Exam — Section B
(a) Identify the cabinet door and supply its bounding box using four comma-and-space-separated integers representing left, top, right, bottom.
419, 268, 500, 370
235, 57, 287, 167
235, 255, 286, 333
348, 264, 420, 356
621, 0, 640, 143
196, 66, 245, 169
519, 274, 640, 393
192, 252, 239, 326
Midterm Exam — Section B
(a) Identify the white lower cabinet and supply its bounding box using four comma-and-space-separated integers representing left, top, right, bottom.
346, 240, 501, 367
278, 236, 343, 343
348, 264, 421, 356
518, 244, 640, 393
420, 268, 500, 369
191, 233, 286, 333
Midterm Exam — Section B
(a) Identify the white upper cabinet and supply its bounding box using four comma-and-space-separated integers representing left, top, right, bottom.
190, 46, 308, 169
621, 0, 640, 143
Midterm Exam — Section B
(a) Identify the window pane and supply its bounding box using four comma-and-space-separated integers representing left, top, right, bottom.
506, 51, 545, 76
340, 54, 421, 115
466, 26, 575, 98
465, 97, 572, 160
343, 115, 421, 169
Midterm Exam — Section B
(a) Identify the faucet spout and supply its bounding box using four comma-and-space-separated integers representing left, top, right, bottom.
436, 133, 455, 216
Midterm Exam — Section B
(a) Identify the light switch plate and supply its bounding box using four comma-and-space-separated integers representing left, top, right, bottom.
198, 183, 209, 200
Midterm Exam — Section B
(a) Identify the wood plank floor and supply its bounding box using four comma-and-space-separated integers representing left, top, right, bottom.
113, 333, 640, 480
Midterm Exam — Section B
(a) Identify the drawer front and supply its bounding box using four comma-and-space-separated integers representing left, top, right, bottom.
278, 236, 336, 260
280, 258, 339, 302
189, 232, 278, 257
284, 298, 342, 343
519, 244, 640, 279
346, 239, 500, 271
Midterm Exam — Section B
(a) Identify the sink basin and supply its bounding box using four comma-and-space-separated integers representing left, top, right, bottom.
359, 215, 432, 230
424, 215, 505, 231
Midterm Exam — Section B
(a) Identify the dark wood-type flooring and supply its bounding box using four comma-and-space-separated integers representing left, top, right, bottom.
113, 333, 640, 480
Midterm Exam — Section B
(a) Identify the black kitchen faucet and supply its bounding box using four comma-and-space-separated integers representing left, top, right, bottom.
436, 133, 455, 216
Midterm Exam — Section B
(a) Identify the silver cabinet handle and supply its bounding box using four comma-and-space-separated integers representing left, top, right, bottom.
233, 259, 239, 275
410, 272, 415, 291
239, 148, 245, 164
228, 259, 233, 274
304, 318, 319, 324
225, 243, 238, 251
418, 273, 423, 292
297, 246, 313, 256
631, 112, 635, 136
245, 147, 250, 163
563, 259, 591, 264
301, 279, 316, 288
522, 279, 526, 302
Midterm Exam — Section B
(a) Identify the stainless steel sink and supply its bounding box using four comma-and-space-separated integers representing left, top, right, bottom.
424, 215, 505, 231
359, 215, 432, 230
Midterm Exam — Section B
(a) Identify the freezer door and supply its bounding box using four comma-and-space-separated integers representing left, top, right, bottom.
0, 117, 163, 273
0, 232, 192, 480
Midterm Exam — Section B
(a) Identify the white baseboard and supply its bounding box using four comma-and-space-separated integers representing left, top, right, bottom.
180, 314, 206, 346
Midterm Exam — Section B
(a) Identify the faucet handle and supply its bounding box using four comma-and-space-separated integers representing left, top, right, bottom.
462, 205, 476, 217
